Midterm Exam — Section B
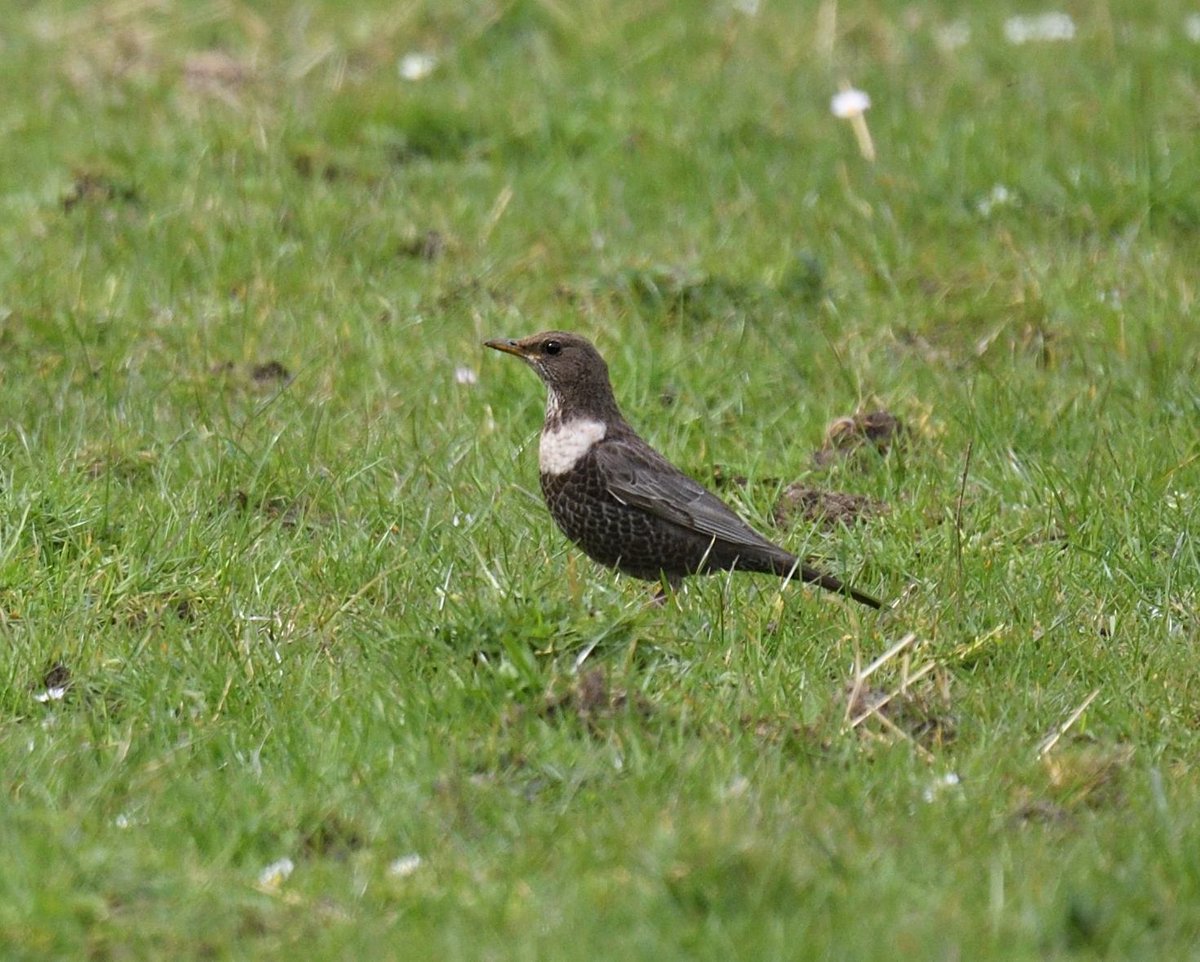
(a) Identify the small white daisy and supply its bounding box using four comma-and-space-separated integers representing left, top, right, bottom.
923, 771, 962, 802
257, 857, 295, 890
388, 854, 423, 878
976, 184, 1015, 217
830, 87, 875, 162
398, 52, 438, 82
830, 87, 870, 119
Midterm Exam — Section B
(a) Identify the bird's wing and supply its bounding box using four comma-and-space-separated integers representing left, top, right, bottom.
593, 437, 785, 552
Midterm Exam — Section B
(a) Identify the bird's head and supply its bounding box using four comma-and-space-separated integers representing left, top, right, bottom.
485, 331, 619, 422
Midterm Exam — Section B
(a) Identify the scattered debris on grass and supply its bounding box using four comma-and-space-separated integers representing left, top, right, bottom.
710, 468, 885, 530
113, 590, 201, 628
77, 444, 158, 482
1022, 525, 1069, 547
301, 814, 366, 860
560, 254, 827, 322
183, 49, 253, 102
742, 713, 829, 754
596, 266, 761, 322
844, 633, 954, 756
33, 662, 72, 703
972, 319, 1061, 368
892, 328, 959, 367
948, 624, 1009, 666
228, 490, 307, 529
433, 277, 511, 310
62, 170, 139, 213
250, 360, 291, 384
813, 409, 905, 467
1012, 798, 1072, 824
1014, 736, 1132, 823
43, 662, 71, 690
291, 149, 349, 182
1004, 690, 1129, 820
209, 360, 294, 391
709, 465, 767, 490
1036, 688, 1101, 759
1042, 742, 1133, 810
60, 16, 159, 91
773, 485, 888, 528
534, 667, 654, 733
397, 229, 446, 261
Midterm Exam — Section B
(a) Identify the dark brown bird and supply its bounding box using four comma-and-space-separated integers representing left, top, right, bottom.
485, 331, 881, 608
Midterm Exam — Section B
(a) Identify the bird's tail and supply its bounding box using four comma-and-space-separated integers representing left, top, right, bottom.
779, 554, 883, 609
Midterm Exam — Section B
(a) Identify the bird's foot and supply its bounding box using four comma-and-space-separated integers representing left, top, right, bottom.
649, 577, 683, 608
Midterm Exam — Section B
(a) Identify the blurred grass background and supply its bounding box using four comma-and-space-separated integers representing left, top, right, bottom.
1, 1, 1198, 958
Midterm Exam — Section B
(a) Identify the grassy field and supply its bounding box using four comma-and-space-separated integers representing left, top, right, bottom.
2, 0, 1199, 957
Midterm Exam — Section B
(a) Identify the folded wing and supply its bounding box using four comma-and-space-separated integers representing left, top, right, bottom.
592, 437, 786, 554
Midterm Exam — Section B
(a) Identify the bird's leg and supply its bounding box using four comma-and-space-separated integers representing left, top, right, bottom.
649, 575, 683, 607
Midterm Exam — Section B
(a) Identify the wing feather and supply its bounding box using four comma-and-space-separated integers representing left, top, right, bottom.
593, 438, 783, 552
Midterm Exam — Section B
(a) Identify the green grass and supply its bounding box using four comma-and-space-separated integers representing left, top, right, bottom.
2, 0, 1199, 957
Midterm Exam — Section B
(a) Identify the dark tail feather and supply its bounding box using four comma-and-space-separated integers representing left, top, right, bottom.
793, 559, 883, 610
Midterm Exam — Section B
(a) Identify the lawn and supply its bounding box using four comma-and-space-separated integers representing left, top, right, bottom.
1, 0, 1198, 958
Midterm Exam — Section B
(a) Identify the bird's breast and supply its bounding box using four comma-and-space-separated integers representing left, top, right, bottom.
539, 418, 607, 476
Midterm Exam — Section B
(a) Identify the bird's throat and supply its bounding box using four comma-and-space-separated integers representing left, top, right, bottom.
539, 417, 607, 475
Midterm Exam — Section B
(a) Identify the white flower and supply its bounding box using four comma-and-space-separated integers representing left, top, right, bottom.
1186, 14, 1200, 43
831, 86, 875, 162
976, 184, 1015, 217
1164, 488, 1190, 511
388, 854, 423, 878
33, 686, 67, 703
732, 0, 760, 15
257, 857, 295, 890
923, 772, 962, 802
830, 88, 870, 118
398, 52, 438, 81
454, 366, 478, 385
1004, 13, 1076, 45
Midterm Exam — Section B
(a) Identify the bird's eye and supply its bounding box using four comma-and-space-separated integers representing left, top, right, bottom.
542, 340, 562, 356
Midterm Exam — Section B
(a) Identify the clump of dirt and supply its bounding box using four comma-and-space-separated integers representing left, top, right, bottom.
250, 360, 291, 384
813, 409, 905, 467
845, 679, 956, 750
62, 170, 139, 212
773, 485, 888, 528
534, 668, 654, 735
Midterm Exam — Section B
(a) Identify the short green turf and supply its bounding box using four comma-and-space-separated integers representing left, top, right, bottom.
1, 1, 1198, 958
